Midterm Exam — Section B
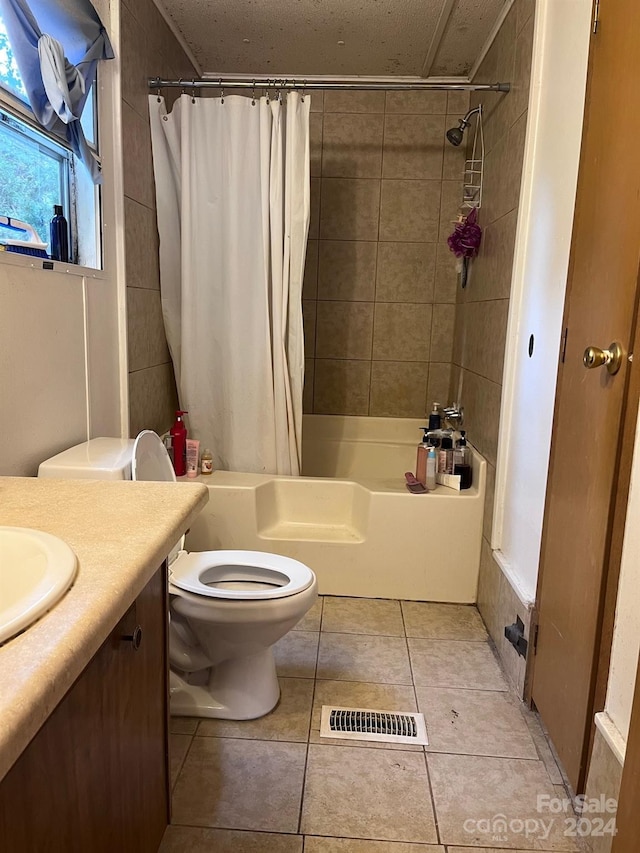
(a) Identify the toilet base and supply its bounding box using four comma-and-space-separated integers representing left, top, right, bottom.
169, 647, 281, 720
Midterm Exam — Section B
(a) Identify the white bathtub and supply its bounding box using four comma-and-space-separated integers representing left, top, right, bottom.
185, 415, 486, 602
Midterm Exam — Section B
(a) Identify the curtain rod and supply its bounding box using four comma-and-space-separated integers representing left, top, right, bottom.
148, 76, 510, 93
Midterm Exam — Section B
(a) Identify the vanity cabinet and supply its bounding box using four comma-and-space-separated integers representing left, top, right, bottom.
0, 566, 169, 852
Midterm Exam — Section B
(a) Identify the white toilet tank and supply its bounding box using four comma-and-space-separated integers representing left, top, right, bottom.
38, 438, 135, 480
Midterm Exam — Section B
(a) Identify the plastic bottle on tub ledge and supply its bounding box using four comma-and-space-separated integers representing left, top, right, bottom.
416, 428, 429, 486
170, 410, 189, 476
454, 431, 473, 490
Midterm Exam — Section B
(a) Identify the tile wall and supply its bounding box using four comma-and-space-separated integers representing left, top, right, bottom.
120, 0, 195, 436
449, 0, 536, 693
303, 89, 469, 417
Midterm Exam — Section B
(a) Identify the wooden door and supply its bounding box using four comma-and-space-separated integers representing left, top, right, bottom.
532, 0, 640, 791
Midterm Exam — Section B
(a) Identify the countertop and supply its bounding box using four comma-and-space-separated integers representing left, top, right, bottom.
0, 476, 208, 782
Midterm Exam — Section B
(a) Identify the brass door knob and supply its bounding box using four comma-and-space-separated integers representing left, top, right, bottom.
582, 342, 623, 375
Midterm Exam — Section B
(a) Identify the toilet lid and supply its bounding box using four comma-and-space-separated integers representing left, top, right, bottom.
170, 550, 315, 600
132, 430, 184, 561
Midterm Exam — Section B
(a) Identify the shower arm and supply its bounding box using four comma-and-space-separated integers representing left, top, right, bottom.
148, 76, 510, 94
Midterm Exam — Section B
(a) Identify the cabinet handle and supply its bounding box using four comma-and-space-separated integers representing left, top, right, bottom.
122, 625, 143, 651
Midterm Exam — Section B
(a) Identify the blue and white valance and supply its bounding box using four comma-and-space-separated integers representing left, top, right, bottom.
0, 0, 114, 183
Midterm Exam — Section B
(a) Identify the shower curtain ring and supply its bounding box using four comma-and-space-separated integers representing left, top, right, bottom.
219, 79, 225, 104
301, 80, 306, 101
179, 78, 186, 97
191, 79, 196, 104
251, 81, 256, 105
156, 84, 161, 103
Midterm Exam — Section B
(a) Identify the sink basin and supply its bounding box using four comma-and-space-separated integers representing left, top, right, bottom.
0, 527, 78, 644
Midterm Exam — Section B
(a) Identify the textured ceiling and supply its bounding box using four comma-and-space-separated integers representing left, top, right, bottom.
160, 0, 509, 78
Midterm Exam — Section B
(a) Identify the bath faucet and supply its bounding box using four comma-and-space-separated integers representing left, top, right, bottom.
442, 403, 464, 428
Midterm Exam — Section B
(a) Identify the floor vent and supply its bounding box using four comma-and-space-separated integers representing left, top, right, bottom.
320, 706, 428, 745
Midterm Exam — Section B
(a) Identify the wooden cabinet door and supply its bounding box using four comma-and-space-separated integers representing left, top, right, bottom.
0, 568, 169, 852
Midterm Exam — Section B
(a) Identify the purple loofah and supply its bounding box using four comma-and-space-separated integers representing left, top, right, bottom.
447, 208, 482, 259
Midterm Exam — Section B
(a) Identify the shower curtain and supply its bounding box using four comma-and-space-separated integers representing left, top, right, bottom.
149, 92, 310, 475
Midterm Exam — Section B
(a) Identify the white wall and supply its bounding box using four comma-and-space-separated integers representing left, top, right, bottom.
605, 423, 640, 743
492, 0, 592, 603
0, 0, 126, 477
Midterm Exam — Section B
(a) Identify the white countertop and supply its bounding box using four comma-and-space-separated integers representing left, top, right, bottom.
0, 476, 209, 781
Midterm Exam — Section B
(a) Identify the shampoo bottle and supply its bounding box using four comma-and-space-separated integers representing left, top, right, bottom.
416, 428, 429, 486
50, 205, 69, 262
428, 403, 441, 431
426, 447, 437, 491
438, 435, 454, 474
454, 431, 473, 490
170, 410, 188, 476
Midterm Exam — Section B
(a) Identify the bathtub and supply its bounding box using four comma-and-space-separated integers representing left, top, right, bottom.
185, 415, 486, 602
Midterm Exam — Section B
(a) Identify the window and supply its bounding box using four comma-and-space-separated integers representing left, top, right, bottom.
0, 12, 100, 269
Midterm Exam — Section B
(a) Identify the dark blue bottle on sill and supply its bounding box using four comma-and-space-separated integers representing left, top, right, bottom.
50, 205, 69, 262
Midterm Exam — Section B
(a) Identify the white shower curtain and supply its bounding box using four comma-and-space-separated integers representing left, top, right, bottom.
149, 92, 310, 474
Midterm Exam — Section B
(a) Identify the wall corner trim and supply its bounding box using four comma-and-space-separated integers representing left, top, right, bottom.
595, 711, 626, 766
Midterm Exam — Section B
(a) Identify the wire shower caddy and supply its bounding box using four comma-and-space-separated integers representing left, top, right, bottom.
462, 104, 484, 210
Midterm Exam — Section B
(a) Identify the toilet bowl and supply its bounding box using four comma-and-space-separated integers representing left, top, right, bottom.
38, 431, 317, 721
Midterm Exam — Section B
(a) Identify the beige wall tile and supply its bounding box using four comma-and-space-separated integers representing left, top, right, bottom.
310, 177, 321, 239
457, 368, 502, 465
127, 287, 170, 372
314, 359, 371, 415
310, 112, 323, 177
461, 299, 510, 385
316, 301, 374, 359
128, 362, 178, 437
323, 91, 385, 113
484, 461, 496, 542
303, 358, 315, 414
379, 180, 441, 242
122, 101, 155, 209
382, 115, 445, 180
309, 91, 324, 112
430, 304, 456, 362
303, 239, 319, 299
373, 303, 432, 362
376, 242, 436, 303
427, 362, 452, 407
320, 178, 381, 241
435, 243, 459, 303
439, 180, 464, 242
369, 361, 429, 418
584, 728, 623, 853
466, 209, 518, 302
477, 536, 500, 639
318, 241, 377, 301
124, 197, 160, 290
322, 114, 384, 178
442, 123, 467, 182
385, 90, 448, 115
303, 300, 317, 357
120, 4, 150, 118
447, 91, 471, 115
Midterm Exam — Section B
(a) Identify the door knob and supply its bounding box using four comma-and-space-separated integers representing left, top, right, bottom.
582, 342, 623, 375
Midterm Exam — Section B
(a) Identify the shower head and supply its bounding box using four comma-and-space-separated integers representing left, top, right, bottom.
445, 106, 482, 147
446, 125, 465, 146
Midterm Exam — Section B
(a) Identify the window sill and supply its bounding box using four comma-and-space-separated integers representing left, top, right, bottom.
0, 247, 106, 280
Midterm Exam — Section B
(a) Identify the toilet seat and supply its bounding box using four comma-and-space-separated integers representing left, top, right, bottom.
170, 550, 315, 600
132, 430, 315, 601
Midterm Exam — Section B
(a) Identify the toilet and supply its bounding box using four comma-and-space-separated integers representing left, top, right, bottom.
38, 431, 317, 721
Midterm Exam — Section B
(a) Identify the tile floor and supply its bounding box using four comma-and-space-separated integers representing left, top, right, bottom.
161, 597, 586, 852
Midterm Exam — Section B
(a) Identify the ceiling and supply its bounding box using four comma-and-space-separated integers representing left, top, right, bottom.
160, 0, 509, 78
